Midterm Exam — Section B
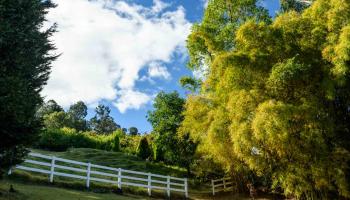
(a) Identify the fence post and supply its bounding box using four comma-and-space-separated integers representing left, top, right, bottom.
184, 178, 188, 198
223, 178, 226, 191
147, 173, 151, 196
212, 180, 215, 196
167, 176, 170, 198
86, 162, 91, 188
49, 156, 56, 183
117, 168, 122, 189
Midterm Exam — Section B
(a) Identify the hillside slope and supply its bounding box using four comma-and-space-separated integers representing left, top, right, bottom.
4, 148, 271, 199
32, 148, 187, 178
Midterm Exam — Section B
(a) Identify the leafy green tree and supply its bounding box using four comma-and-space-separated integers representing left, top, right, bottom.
187, 0, 270, 71
0, 0, 57, 177
67, 101, 88, 131
147, 91, 197, 174
89, 104, 119, 134
39, 101, 88, 131
43, 111, 69, 130
128, 127, 139, 136
147, 91, 185, 162
183, 0, 271, 187
36, 100, 63, 118
137, 137, 152, 160
182, 0, 350, 198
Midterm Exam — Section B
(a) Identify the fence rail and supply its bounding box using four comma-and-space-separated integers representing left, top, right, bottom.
211, 177, 233, 195
8, 152, 188, 198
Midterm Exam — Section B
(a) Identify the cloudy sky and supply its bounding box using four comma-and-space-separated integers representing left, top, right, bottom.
42, 0, 280, 132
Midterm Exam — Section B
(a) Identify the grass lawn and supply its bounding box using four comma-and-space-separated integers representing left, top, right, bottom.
0, 179, 273, 200
0, 179, 270, 200
0, 179, 148, 200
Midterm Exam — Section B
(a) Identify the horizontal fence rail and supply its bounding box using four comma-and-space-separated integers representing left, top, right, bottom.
211, 177, 233, 195
8, 153, 188, 198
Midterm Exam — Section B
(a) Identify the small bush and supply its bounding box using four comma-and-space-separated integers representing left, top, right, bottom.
119, 134, 141, 154
137, 137, 152, 160
111, 134, 120, 152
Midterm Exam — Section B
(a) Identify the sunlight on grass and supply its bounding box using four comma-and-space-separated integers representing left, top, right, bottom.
0, 179, 146, 200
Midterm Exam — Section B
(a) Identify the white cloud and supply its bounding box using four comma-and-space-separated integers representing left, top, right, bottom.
151, 0, 170, 13
148, 61, 171, 80
42, 0, 191, 112
113, 90, 151, 113
140, 75, 156, 85
202, 0, 209, 8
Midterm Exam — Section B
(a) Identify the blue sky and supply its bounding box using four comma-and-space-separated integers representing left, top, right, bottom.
43, 0, 280, 133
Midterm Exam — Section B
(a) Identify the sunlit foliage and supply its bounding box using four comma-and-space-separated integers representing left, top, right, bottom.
182, 0, 350, 198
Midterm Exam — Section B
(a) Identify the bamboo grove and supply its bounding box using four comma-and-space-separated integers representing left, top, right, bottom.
180, 0, 350, 199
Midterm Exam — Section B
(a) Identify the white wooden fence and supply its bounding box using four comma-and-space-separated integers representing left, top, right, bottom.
8, 153, 188, 198
211, 177, 233, 195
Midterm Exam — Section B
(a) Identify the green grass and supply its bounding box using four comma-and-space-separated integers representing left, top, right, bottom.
0, 179, 147, 200
32, 148, 186, 178
0, 179, 269, 200
6, 148, 193, 199
7, 148, 263, 199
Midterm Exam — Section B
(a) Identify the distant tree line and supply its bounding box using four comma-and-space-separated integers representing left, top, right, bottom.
35, 97, 197, 176
37, 99, 140, 136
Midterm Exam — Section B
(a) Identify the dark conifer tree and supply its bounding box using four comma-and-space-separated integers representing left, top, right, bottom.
0, 0, 57, 177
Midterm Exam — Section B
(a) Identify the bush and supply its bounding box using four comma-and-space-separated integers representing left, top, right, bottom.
112, 134, 120, 152
137, 137, 152, 160
38, 128, 73, 151
119, 134, 141, 154
152, 142, 164, 161
37, 128, 121, 152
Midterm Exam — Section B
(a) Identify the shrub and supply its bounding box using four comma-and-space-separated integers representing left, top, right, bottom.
137, 137, 152, 160
38, 128, 72, 151
112, 133, 120, 152
65, 128, 95, 150
37, 128, 121, 152
120, 134, 141, 154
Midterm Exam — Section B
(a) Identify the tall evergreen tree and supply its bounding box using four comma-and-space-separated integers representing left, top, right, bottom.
137, 137, 152, 160
0, 0, 57, 177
